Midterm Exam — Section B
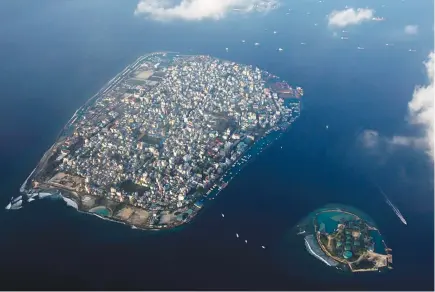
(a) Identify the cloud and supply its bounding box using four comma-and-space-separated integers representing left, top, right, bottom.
404, 24, 419, 35
327, 8, 374, 28
360, 130, 381, 149
406, 52, 434, 158
134, 0, 279, 21
360, 52, 434, 160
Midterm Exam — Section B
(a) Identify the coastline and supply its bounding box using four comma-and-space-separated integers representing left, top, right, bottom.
10, 51, 302, 231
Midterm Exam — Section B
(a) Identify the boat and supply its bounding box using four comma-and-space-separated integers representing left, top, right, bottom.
221, 213, 225, 218
326, 125, 329, 129
236, 233, 239, 238
261, 246, 266, 249
278, 48, 283, 51
254, 42, 260, 46
245, 240, 248, 244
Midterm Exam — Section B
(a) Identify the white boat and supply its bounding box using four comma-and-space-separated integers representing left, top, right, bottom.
245, 240, 248, 244
254, 42, 260, 46
300, 42, 306, 45
326, 125, 329, 129
221, 213, 225, 218
357, 47, 365, 50
28, 198, 35, 203
278, 48, 283, 51
5, 202, 12, 210
225, 48, 229, 52
241, 40, 245, 43
273, 31, 277, 34
261, 246, 266, 249
236, 233, 239, 238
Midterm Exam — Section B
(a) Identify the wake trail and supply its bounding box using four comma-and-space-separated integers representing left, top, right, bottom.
375, 184, 407, 225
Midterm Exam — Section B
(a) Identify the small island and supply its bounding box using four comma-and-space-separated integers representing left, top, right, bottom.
296, 204, 393, 273
7, 52, 302, 230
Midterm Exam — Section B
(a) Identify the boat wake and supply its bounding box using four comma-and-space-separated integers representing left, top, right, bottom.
376, 185, 407, 225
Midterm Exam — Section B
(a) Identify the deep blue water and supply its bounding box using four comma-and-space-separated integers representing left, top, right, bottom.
0, 0, 433, 290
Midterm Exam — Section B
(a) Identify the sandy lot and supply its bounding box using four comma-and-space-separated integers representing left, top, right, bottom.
134, 70, 153, 80
115, 207, 135, 220
129, 209, 150, 225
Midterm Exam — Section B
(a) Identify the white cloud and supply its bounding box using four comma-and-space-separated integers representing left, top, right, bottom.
360, 52, 434, 160
404, 24, 419, 35
327, 8, 374, 28
406, 52, 434, 159
134, 0, 279, 21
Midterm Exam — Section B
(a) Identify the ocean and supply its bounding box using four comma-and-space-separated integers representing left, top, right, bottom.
0, 0, 433, 290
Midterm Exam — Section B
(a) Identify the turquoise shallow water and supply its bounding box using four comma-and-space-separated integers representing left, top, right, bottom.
370, 230, 386, 255
315, 211, 356, 233
89, 206, 110, 217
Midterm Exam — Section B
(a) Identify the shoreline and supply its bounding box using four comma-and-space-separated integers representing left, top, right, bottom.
11, 51, 302, 231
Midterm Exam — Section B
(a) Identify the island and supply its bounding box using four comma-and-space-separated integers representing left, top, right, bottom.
296, 204, 393, 273
7, 52, 302, 230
